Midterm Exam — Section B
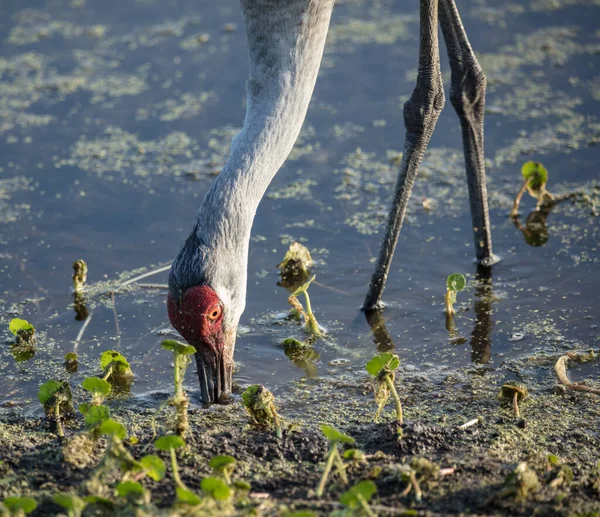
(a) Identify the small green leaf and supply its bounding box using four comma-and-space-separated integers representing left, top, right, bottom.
82, 377, 111, 396
140, 455, 166, 481
201, 477, 232, 501
320, 424, 355, 444
366, 352, 400, 377
241, 384, 261, 406
99, 418, 126, 440
116, 481, 145, 498
53, 493, 86, 513
83, 495, 114, 507
446, 273, 466, 292
522, 161, 548, 192
38, 380, 62, 405
3, 496, 37, 514
84, 404, 110, 430
100, 350, 131, 374
78, 403, 90, 415
175, 487, 202, 505
340, 480, 377, 509
232, 480, 251, 491
209, 455, 236, 470
65, 352, 78, 362
154, 435, 186, 451
9, 318, 34, 335
161, 340, 196, 355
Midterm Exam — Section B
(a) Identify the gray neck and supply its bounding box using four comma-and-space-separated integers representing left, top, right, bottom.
175, 0, 334, 326
194, 0, 334, 255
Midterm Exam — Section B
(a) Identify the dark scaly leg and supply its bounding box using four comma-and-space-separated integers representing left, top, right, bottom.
363, 0, 445, 310
439, 0, 495, 265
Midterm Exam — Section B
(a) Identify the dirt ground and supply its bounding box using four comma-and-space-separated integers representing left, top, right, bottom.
1, 357, 599, 516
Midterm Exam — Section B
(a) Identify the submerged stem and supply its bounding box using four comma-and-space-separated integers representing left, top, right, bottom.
170, 447, 184, 490
357, 494, 377, 517
511, 178, 531, 218
54, 401, 64, 437
384, 375, 403, 425
445, 289, 456, 316
102, 365, 113, 382
512, 391, 520, 418
316, 444, 336, 498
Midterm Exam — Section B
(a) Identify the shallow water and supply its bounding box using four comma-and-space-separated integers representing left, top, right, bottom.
1, 0, 598, 411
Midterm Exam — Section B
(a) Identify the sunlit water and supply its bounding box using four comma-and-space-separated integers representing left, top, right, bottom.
1, 0, 598, 412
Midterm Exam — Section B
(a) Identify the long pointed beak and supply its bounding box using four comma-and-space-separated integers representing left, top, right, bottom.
194, 331, 235, 405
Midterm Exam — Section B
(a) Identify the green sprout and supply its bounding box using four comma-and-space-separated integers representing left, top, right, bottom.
160, 340, 196, 437
511, 161, 554, 218
499, 462, 540, 500
277, 241, 313, 290
72, 259, 88, 292
545, 455, 573, 489
500, 382, 529, 419
287, 275, 322, 337
82, 377, 111, 406
445, 273, 466, 317
9, 318, 36, 361
100, 350, 133, 389
209, 455, 236, 485
281, 338, 320, 377
53, 493, 87, 517
155, 435, 201, 506
366, 353, 402, 425
339, 480, 377, 517
1, 496, 37, 515
115, 481, 148, 505
316, 424, 354, 498
64, 352, 79, 373
242, 384, 283, 439
201, 477, 232, 501
38, 380, 74, 437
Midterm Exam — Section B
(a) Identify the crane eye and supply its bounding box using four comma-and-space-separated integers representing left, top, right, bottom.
207, 305, 222, 322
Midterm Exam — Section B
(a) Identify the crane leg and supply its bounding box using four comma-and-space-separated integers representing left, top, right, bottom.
439, 0, 494, 266
363, 0, 445, 310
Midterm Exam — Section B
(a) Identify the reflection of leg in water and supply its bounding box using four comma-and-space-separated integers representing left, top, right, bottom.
471, 265, 494, 364
364, 309, 396, 353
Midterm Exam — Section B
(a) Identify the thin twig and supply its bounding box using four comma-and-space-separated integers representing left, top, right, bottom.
118, 264, 172, 289
458, 418, 480, 429
554, 354, 600, 395
74, 312, 93, 353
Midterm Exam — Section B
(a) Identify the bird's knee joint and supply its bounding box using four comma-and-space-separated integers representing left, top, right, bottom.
450, 66, 486, 115
403, 87, 445, 134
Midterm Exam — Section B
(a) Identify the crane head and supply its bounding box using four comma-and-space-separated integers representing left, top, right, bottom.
167, 284, 236, 405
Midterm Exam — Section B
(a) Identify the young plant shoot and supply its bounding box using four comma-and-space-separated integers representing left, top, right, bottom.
366, 352, 403, 425
500, 382, 529, 419
277, 241, 313, 290
1, 497, 37, 516
287, 275, 322, 337
9, 318, 36, 361
209, 455, 236, 485
53, 493, 87, 517
38, 380, 74, 437
339, 480, 377, 517
445, 273, 466, 317
100, 350, 133, 390
511, 161, 553, 218
316, 425, 355, 498
281, 337, 320, 377
72, 259, 88, 292
155, 435, 201, 506
242, 384, 283, 439
160, 340, 196, 437
64, 352, 79, 373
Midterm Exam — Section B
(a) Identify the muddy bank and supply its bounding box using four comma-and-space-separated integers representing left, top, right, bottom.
1, 361, 599, 516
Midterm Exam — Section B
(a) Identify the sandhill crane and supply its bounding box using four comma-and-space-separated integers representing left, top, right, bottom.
167, 0, 495, 404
